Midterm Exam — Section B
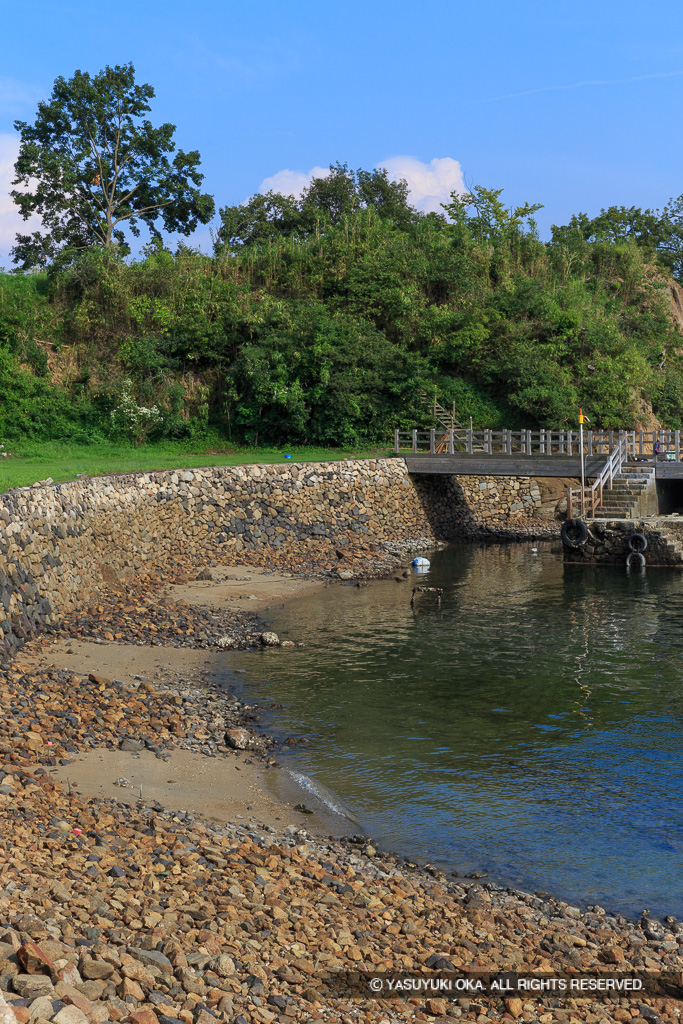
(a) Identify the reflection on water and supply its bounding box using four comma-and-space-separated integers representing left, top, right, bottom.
225, 543, 683, 918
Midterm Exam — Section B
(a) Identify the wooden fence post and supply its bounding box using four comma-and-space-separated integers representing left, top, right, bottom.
430, 428, 436, 453
448, 428, 454, 455
412, 429, 417, 453
394, 429, 400, 454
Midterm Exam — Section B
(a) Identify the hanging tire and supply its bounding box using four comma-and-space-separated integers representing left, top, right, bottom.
628, 532, 648, 553
626, 551, 646, 569
561, 519, 589, 548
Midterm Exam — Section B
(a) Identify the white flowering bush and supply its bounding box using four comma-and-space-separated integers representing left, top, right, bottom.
110, 379, 162, 444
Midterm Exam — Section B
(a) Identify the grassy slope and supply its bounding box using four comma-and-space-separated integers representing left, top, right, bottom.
0, 441, 393, 493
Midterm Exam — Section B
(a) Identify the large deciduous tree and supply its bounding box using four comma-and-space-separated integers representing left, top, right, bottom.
11, 63, 215, 269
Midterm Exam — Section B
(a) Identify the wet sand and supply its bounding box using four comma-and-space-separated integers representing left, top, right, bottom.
18, 563, 344, 840
162, 563, 325, 611
50, 747, 351, 837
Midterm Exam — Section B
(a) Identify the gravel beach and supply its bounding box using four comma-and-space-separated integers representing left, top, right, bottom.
0, 544, 681, 1024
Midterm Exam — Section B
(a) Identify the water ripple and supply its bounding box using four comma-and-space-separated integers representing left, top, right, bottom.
225, 543, 683, 919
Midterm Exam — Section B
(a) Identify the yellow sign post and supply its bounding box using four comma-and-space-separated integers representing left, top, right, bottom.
578, 408, 590, 516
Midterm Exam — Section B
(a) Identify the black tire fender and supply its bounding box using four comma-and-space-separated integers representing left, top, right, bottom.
628, 532, 648, 553
626, 551, 646, 569
561, 519, 589, 548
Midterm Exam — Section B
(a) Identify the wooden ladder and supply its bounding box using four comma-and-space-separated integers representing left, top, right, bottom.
420, 389, 464, 452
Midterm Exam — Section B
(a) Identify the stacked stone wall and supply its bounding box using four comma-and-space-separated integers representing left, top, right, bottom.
449, 476, 543, 524
563, 518, 683, 566
0, 459, 554, 652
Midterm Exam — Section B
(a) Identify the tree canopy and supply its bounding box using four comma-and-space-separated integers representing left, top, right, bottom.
11, 63, 214, 269
215, 162, 417, 249
552, 203, 683, 281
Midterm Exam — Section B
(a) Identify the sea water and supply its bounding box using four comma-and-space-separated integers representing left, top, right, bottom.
225, 542, 683, 919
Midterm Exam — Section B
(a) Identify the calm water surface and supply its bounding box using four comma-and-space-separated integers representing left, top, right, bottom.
226, 543, 683, 918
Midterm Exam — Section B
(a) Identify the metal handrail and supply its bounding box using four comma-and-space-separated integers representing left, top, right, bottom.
567, 433, 628, 519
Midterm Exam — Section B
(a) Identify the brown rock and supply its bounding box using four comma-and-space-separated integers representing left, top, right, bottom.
176, 969, 205, 995
12, 976, 54, 999
599, 945, 625, 964
61, 989, 94, 1017
55, 964, 82, 988
17, 943, 55, 977
128, 1011, 159, 1024
206, 955, 235, 979
504, 996, 524, 1019
80, 961, 114, 981
425, 998, 448, 1016
53, 1009, 89, 1024
225, 728, 249, 750
121, 962, 155, 988
23, 732, 44, 750
118, 977, 144, 1002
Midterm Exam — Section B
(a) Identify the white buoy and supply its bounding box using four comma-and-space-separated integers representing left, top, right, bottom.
412, 557, 430, 567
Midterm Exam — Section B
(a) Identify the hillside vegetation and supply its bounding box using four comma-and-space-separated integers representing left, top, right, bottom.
2, 168, 683, 447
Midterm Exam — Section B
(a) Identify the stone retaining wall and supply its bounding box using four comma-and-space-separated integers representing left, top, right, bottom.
0, 459, 556, 653
563, 518, 683, 566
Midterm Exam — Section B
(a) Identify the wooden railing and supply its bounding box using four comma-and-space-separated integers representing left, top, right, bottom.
394, 427, 683, 459
567, 433, 628, 520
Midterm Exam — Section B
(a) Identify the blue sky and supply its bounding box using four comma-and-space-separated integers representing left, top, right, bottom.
1, 0, 683, 263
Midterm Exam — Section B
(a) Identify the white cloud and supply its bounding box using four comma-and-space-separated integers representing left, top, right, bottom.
378, 156, 466, 213
256, 165, 330, 199
256, 157, 466, 214
0, 133, 40, 263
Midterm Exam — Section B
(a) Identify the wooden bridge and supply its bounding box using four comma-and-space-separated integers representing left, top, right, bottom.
394, 427, 683, 518
395, 428, 683, 476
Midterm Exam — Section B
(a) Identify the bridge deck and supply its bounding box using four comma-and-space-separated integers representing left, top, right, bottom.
403, 454, 683, 478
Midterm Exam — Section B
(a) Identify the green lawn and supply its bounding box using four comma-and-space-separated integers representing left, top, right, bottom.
0, 440, 394, 493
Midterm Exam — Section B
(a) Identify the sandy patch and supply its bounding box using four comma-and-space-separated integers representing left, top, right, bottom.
51, 747, 350, 836
162, 564, 324, 611
17, 638, 214, 686
17, 568, 351, 843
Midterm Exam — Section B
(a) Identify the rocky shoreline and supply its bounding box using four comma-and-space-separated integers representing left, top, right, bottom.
0, 536, 681, 1024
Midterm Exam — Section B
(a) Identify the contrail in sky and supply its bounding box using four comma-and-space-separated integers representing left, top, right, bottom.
482, 69, 683, 103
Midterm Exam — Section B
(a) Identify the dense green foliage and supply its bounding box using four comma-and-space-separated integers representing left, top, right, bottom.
3, 164, 683, 445
551, 198, 683, 283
